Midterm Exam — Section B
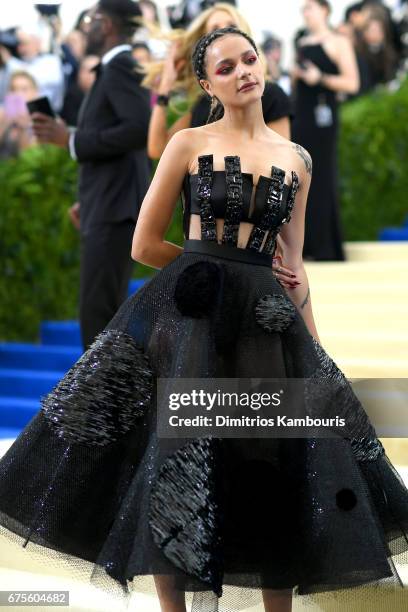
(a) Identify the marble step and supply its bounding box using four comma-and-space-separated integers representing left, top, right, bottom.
344, 240, 408, 262
318, 331, 408, 361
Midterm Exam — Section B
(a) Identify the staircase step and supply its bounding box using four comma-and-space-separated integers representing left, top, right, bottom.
40, 321, 81, 347
0, 427, 22, 441
128, 278, 147, 295
0, 397, 39, 427
314, 304, 408, 336
0, 369, 63, 398
344, 240, 408, 261
0, 344, 81, 371
379, 229, 408, 241
336, 357, 408, 378
39, 278, 148, 347
320, 332, 408, 361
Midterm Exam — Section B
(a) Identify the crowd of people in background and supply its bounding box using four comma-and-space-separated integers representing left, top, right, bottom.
0, 0, 407, 159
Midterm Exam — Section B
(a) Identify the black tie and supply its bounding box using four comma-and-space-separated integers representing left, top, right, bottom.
77, 64, 103, 126
91, 62, 103, 78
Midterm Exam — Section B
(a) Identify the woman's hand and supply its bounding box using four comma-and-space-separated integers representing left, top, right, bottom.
295, 60, 322, 86
68, 202, 80, 231
158, 41, 186, 94
272, 255, 301, 290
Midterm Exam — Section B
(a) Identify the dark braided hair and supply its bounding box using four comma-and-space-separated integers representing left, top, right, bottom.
313, 0, 331, 13
191, 26, 259, 124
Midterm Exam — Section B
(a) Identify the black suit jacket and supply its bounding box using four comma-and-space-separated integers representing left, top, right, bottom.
74, 51, 151, 233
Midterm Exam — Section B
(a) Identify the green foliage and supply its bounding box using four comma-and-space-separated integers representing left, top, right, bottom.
339, 78, 408, 240
0, 146, 79, 341
0, 145, 184, 341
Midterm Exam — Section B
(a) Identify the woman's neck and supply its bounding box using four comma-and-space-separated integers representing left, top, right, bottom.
308, 23, 331, 39
216, 100, 268, 139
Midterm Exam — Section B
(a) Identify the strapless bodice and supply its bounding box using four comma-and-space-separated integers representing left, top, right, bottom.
181, 154, 299, 256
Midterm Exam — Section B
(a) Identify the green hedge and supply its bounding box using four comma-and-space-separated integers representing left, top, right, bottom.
0, 146, 183, 341
0, 146, 79, 341
1, 79, 407, 340
339, 78, 408, 240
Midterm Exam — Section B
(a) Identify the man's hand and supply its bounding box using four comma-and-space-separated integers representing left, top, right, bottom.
68, 202, 80, 231
31, 112, 69, 148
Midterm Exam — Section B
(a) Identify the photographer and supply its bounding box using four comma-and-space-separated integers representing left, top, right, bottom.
17, 28, 64, 112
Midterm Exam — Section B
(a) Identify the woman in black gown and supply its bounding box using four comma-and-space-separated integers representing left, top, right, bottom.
0, 26, 408, 612
292, 0, 360, 261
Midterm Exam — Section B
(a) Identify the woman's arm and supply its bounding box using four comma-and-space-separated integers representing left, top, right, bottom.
297, 36, 359, 94
320, 36, 360, 94
132, 129, 194, 268
278, 145, 321, 343
147, 40, 192, 160
147, 107, 192, 159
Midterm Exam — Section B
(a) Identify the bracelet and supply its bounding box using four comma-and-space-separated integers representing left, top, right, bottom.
156, 94, 170, 107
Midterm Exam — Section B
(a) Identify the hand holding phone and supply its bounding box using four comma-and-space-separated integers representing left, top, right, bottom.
30, 101, 69, 148
26, 96, 56, 118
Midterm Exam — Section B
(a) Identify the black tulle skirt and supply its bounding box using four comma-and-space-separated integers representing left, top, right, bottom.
0, 239, 407, 611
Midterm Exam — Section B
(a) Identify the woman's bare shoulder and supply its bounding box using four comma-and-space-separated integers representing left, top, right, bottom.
167, 125, 212, 154
265, 131, 313, 179
167, 125, 216, 171
280, 138, 313, 179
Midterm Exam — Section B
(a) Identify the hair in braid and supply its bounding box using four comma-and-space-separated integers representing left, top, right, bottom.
191, 27, 259, 124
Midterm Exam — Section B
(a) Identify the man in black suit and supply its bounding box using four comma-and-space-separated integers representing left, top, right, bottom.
32, 0, 151, 349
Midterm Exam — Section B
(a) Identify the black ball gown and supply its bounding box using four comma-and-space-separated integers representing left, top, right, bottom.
0, 154, 407, 611
292, 43, 345, 261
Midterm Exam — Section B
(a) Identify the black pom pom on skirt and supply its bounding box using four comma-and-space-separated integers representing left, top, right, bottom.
0, 239, 407, 611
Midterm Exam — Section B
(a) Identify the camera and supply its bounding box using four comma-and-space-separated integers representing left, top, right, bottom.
167, 0, 236, 29
0, 29, 19, 53
34, 3, 61, 17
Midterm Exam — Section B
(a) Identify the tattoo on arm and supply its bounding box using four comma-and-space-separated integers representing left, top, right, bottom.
293, 144, 313, 176
301, 287, 310, 309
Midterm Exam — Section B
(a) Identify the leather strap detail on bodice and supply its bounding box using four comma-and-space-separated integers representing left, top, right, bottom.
222, 156, 243, 246
246, 166, 286, 253
284, 171, 299, 225
187, 155, 299, 254
197, 154, 217, 241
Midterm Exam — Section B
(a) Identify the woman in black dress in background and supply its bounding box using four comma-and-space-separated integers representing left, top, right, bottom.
292, 0, 360, 261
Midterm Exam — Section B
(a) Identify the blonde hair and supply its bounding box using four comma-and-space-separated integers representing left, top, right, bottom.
142, 3, 255, 105
9, 70, 38, 91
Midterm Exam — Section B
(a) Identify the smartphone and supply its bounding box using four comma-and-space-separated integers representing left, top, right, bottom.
26, 96, 56, 118
4, 93, 27, 119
